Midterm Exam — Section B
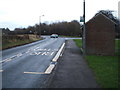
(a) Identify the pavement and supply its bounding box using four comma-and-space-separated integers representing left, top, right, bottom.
47, 40, 100, 88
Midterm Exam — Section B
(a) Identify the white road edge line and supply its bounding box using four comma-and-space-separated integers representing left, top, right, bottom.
52, 43, 65, 62
44, 42, 65, 74
44, 64, 55, 74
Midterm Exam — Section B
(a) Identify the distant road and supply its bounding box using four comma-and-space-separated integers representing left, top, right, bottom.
1, 36, 65, 88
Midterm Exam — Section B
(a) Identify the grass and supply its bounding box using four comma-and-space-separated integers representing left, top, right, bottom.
2, 35, 42, 50
115, 39, 120, 55
73, 39, 82, 48
85, 55, 118, 88
2, 39, 39, 50
60, 35, 81, 38
74, 39, 119, 88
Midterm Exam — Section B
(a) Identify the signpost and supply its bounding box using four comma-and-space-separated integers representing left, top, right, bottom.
80, 16, 84, 22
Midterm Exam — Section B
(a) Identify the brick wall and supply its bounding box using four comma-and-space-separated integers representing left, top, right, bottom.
85, 14, 115, 55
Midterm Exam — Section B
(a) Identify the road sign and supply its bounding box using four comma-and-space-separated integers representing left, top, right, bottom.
80, 16, 84, 22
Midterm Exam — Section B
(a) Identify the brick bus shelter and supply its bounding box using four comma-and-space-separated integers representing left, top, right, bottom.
85, 13, 116, 55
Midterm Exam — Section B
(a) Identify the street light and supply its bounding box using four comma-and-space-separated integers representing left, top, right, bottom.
39, 15, 44, 37
83, 0, 86, 55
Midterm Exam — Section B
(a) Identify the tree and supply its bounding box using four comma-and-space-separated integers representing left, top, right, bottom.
97, 10, 118, 23
96, 10, 120, 38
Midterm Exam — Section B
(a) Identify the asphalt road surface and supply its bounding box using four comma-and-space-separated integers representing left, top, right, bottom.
1, 36, 65, 88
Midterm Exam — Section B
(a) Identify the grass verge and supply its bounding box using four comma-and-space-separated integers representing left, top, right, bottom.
85, 55, 118, 88
60, 35, 81, 38
74, 39, 119, 88
73, 39, 82, 48
2, 35, 42, 50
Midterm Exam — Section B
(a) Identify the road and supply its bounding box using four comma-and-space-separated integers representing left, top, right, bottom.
1, 36, 65, 88
1, 36, 81, 88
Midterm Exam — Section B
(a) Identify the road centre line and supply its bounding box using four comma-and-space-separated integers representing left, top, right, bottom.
0, 59, 7, 63
1, 53, 23, 63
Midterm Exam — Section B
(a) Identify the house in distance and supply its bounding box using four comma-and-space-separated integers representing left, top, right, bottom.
85, 13, 117, 55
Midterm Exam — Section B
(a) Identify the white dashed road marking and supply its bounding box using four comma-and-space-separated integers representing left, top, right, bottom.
1, 53, 23, 63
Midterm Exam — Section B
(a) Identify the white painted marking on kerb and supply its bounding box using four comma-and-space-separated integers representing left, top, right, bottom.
44, 64, 55, 74
52, 43, 65, 62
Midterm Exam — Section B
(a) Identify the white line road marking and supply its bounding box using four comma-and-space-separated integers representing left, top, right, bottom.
48, 49, 51, 51
10, 55, 17, 59
30, 52, 42, 55
1, 58, 12, 63
52, 43, 65, 62
34, 49, 42, 51
41, 52, 49, 55
30, 51, 55, 56
44, 64, 55, 74
0, 59, 7, 63
23, 42, 65, 75
43, 49, 47, 51
60, 53, 63, 57
17, 53, 22, 57
1, 53, 23, 63
50, 52, 54, 56
5, 58, 12, 62
54, 49, 58, 51
26, 50, 30, 53
23, 64, 55, 75
23, 72, 45, 74
0, 70, 3, 72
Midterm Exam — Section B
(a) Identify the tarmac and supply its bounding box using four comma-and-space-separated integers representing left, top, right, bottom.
47, 40, 100, 88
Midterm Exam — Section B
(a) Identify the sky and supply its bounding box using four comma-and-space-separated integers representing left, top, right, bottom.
0, 0, 119, 30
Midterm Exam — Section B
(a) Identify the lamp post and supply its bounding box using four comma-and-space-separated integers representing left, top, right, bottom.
83, 0, 86, 55
39, 15, 44, 37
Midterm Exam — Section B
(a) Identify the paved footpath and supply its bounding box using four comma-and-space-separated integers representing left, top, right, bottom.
47, 40, 100, 88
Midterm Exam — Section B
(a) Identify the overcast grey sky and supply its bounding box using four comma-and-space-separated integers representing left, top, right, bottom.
0, 0, 119, 30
